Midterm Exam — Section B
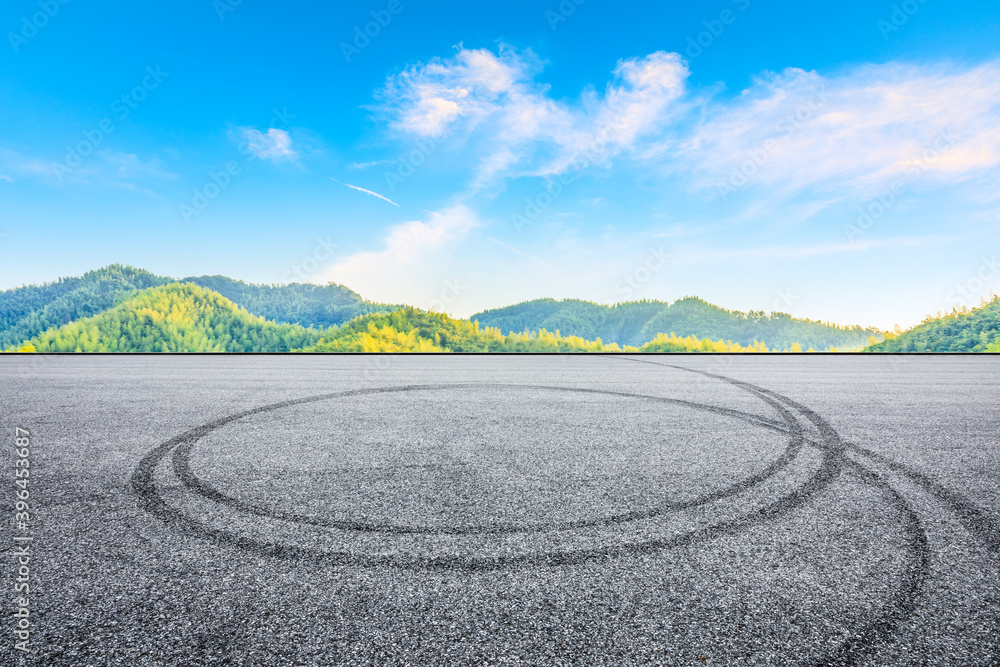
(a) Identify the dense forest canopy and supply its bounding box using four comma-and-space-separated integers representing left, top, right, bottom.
3, 265, 995, 353
865, 296, 1000, 353
304, 308, 810, 354
179, 274, 399, 329
0, 265, 171, 348
30, 283, 325, 353
0, 265, 389, 349
472, 297, 883, 351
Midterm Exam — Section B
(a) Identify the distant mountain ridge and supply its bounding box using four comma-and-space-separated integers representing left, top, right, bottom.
0, 265, 394, 349
0, 265, 893, 352
471, 297, 883, 351
31, 283, 324, 352
865, 296, 1000, 352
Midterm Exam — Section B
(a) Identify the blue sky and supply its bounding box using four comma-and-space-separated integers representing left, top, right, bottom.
1, 0, 999, 329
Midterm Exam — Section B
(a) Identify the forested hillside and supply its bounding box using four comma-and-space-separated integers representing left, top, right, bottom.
303, 308, 797, 353
472, 297, 882, 351
0, 266, 908, 353
0, 265, 388, 348
303, 308, 623, 352
0, 265, 172, 349
865, 297, 1000, 352
181, 275, 397, 328
31, 283, 324, 352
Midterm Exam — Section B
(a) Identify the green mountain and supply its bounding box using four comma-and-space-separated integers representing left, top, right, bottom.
0, 266, 912, 354
301, 308, 770, 353
303, 308, 617, 353
0, 264, 391, 348
31, 283, 324, 353
865, 296, 1000, 352
178, 274, 397, 329
471, 297, 883, 351
0, 265, 172, 349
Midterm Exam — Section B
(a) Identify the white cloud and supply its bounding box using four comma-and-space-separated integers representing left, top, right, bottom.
236, 127, 296, 160
675, 61, 1000, 200
0, 174, 11, 182
377, 46, 689, 187
375, 48, 1000, 205
102, 152, 176, 181
318, 205, 480, 304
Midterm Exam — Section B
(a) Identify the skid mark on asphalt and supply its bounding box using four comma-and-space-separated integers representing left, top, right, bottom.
129, 361, 1000, 664
610, 356, 1000, 666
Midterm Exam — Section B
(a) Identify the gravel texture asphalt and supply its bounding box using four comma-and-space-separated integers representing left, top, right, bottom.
0, 354, 998, 666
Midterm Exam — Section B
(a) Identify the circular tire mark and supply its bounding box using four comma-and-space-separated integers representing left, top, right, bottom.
132, 380, 837, 570
172, 384, 804, 535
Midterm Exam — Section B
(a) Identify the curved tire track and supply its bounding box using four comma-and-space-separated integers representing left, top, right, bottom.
610, 356, 998, 666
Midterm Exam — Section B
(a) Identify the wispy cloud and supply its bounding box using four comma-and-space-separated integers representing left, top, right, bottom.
0, 147, 175, 191
481, 232, 551, 267
374, 47, 1000, 206
319, 205, 479, 297
677, 234, 956, 263
342, 182, 399, 206
236, 127, 297, 160
376, 45, 690, 189
675, 61, 1000, 201
349, 159, 394, 170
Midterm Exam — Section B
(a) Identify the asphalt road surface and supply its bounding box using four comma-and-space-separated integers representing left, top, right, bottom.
1, 355, 998, 666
